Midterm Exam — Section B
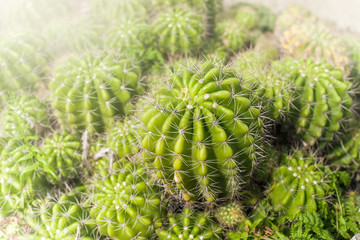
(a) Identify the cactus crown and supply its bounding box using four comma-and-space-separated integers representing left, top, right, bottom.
214, 202, 245, 229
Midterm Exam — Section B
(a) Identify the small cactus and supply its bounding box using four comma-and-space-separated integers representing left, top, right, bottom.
268, 151, 335, 216
272, 57, 354, 147
49, 53, 144, 133
342, 35, 360, 81
140, 59, 264, 203
156, 207, 223, 239
215, 19, 245, 53
214, 202, 245, 229
42, 131, 82, 179
153, 7, 206, 56
89, 156, 166, 240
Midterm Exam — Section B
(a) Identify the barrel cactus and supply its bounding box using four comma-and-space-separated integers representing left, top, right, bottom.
268, 151, 336, 216
0, 33, 49, 91
272, 57, 354, 147
42, 131, 82, 179
156, 208, 222, 239
153, 7, 206, 56
140, 59, 264, 203
89, 156, 166, 240
49, 53, 144, 133
214, 202, 245, 229
215, 19, 245, 53
342, 35, 360, 81
24, 187, 99, 240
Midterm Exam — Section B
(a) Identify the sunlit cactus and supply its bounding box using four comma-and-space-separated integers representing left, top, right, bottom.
272, 57, 355, 147
268, 151, 337, 216
49, 53, 144, 133
89, 156, 166, 240
156, 208, 222, 239
140, 59, 264, 203
214, 202, 245, 229
153, 7, 206, 56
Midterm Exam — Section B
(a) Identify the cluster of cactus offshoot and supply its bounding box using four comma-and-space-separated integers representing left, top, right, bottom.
1, 0, 360, 239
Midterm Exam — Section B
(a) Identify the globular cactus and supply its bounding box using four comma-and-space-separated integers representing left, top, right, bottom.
153, 8, 206, 56
89, 156, 166, 240
140, 59, 264, 203
342, 35, 360, 81
0, 94, 49, 137
268, 151, 335, 216
234, 3, 275, 32
106, 117, 140, 158
24, 187, 99, 240
49, 53, 144, 133
156, 208, 222, 239
214, 20, 245, 53
106, 19, 164, 72
42, 131, 82, 179
214, 202, 245, 229
272, 57, 354, 147
0, 33, 49, 91
279, 24, 350, 73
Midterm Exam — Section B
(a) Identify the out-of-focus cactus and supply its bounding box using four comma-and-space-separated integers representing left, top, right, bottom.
342, 35, 360, 81
140, 59, 264, 203
156, 208, 223, 239
153, 8, 206, 56
215, 20, 245, 53
49, 53, 144, 133
89, 156, 166, 240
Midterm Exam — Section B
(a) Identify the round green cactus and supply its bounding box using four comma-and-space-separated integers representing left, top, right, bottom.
49, 53, 144, 133
342, 35, 360, 81
214, 202, 245, 229
272, 57, 354, 146
268, 151, 335, 216
140, 59, 264, 203
156, 208, 222, 239
215, 19, 245, 53
0, 33, 49, 91
89, 156, 166, 240
24, 187, 99, 240
42, 131, 82, 179
153, 7, 206, 56
106, 117, 140, 158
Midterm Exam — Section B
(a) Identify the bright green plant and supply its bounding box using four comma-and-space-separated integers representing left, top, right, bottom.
215, 20, 245, 52
215, 202, 245, 229
49, 53, 144, 133
156, 208, 222, 239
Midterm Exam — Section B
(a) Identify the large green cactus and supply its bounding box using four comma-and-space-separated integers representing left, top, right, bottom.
89, 156, 166, 240
0, 33, 49, 91
42, 131, 82, 179
49, 53, 144, 133
268, 151, 336, 216
24, 187, 99, 240
156, 208, 222, 239
272, 57, 354, 146
153, 7, 206, 56
140, 59, 264, 203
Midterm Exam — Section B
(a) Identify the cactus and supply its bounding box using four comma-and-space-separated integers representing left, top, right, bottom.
106, 117, 140, 159
0, 94, 49, 137
214, 202, 245, 229
279, 24, 350, 73
24, 187, 99, 240
140, 59, 264, 203
49, 53, 144, 133
0, 33, 49, 91
89, 156, 166, 240
215, 19, 245, 53
342, 35, 360, 81
272, 57, 354, 146
268, 151, 337, 216
42, 131, 82, 179
156, 208, 222, 239
153, 7, 206, 56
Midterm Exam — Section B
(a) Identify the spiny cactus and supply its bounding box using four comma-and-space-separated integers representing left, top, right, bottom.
140, 59, 264, 203
42, 131, 82, 179
106, 117, 140, 158
268, 151, 336, 216
272, 57, 354, 146
279, 24, 350, 73
153, 7, 206, 56
0, 94, 49, 137
106, 19, 164, 72
234, 3, 275, 32
24, 187, 99, 240
89, 156, 166, 240
49, 53, 144, 133
215, 19, 245, 53
0, 33, 49, 91
214, 202, 245, 229
156, 208, 222, 239
342, 35, 360, 81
